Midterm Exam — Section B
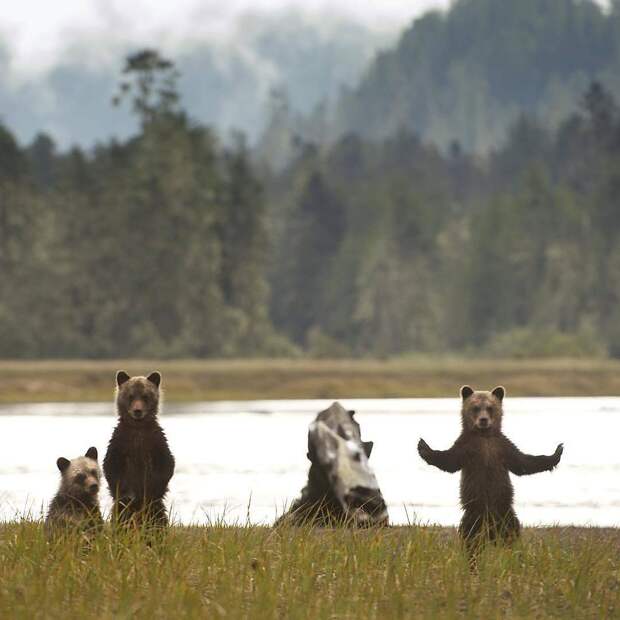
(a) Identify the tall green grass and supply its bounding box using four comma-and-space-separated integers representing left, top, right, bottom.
0, 522, 618, 618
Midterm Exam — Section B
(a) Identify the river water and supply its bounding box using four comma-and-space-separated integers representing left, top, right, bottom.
1, 397, 618, 526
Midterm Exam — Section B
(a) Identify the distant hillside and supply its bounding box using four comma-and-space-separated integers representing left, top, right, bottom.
0, 11, 391, 148
331, 0, 620, 152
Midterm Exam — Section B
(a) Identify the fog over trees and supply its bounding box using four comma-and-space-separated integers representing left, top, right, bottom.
328, 0, 620, 151
0, 11, 389, 147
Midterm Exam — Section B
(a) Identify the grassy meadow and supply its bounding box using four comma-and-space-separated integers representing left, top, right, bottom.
2, 359, 618, 617
0, 522, 618, 619
0, 357, 619, 403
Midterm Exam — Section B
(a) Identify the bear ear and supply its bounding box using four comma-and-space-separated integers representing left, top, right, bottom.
492, 386, 505, 402
57, 457, 70, 473
362, 441, 374, 458
116, 371, 130, 387
147, 371, 161, 388
85, 447, 98, 461
460, 385, 474, 400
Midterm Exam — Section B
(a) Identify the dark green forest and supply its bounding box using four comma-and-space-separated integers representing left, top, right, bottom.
268, 79, 620, 359
1, 0, 620, 359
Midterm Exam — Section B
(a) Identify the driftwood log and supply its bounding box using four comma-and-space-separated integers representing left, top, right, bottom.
277, 402, 388, 527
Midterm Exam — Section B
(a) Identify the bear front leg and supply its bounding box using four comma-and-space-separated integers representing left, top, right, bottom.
418, 438, 464, 473
146, 473, 171, 500
505, 440, 564, 476
147, 450, 175, 499
103, 442, 125, 501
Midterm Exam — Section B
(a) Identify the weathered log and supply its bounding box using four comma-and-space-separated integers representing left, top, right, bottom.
276, 402, 389, 527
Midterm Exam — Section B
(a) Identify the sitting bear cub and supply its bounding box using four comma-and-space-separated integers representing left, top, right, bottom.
418, 386, 563, 553
103, 371, 175, 527
45, 446, 103, 540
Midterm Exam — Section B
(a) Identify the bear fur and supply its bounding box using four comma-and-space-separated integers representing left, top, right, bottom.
103, 371, 175, 527
45, 446, 103, 540
418, 386, 563, 552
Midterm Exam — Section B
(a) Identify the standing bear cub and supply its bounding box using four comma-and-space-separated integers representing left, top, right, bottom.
103, 371, 175, 527
418, 386, 563, 551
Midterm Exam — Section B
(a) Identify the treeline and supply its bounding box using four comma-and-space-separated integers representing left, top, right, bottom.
261, 0, 620, 156
269, 82, 620, 358
0, 52, 284, 358
0, 52, 619, 358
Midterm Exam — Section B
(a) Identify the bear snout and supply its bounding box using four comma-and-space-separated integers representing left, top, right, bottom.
88, 483, 99, 494
129, 399, 146, 419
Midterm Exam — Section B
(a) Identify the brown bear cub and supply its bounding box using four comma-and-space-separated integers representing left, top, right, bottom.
103, 371, 175, 527
45, 447, 103, 540
418, 386, 563, 552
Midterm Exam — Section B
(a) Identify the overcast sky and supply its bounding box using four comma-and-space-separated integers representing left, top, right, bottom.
0, 0, 450, 80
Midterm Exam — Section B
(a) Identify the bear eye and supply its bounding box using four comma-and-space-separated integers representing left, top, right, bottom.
75, 473, 86, 483
90, 469, 98, 476
486, 406, 493, 414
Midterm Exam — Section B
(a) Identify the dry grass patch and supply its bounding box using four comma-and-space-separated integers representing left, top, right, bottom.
0, 358, 619, 402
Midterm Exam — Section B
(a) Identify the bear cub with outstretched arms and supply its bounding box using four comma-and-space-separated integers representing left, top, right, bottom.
418, 386, 563, 551
103, 371, 175, 527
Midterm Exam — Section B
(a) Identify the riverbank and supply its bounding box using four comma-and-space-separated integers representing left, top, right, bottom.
0, 523, 617, 618
0, 358, 619, 402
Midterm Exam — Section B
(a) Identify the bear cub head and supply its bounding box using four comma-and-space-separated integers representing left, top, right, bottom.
116, 370, 161, 423
57, 447, 101, 500
460, 385, 505, 434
